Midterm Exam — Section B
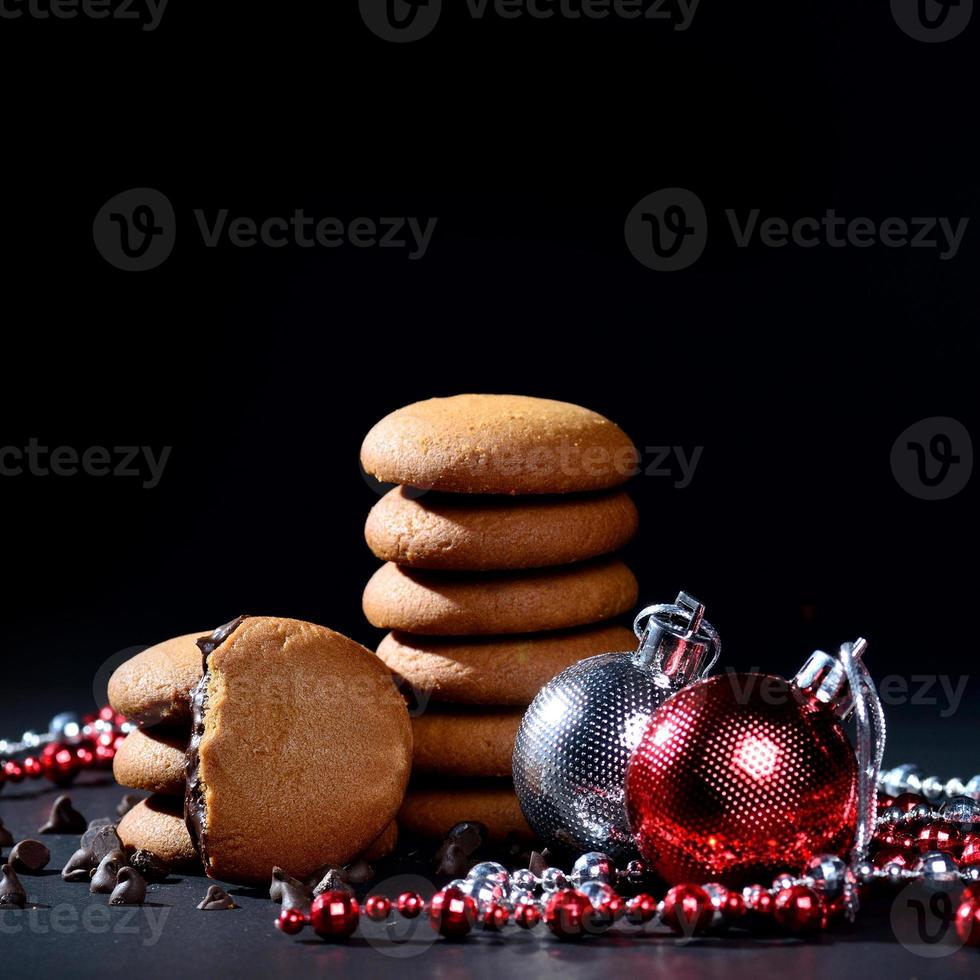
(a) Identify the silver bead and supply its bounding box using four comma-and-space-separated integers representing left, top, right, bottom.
964, 775, 980, 801
878, 806, 902, 826
853, 860, 876, 887
0, 740, 9, 755
21, 731, 41, 749
448, 879, 467, 890
625, 859, 646, 885
880, 764, 923, 797
742, 884, 769, 909
49, 711, 81, 739
463, 876, 506, 904
883, 862, 906, 883
945, 777, 966, 798
920, 776, 944, 802
916, 851, 959, 883
939, 796, 980, 827
508, 887, 536, 906
578, 881, 615, 908
511, 869, 536, 891
571, 852, 616, 886
805, 854, 848, 900
467, 861, 509, 887
961, 866, 980, 884
772, 872, 797, 892
540, 868, 568, 892
899, 803, 933, 826
701, 883, 729, 928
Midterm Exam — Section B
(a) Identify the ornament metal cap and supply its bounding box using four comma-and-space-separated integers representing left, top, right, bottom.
794, 637, 868, 718
633, 591, 721, 678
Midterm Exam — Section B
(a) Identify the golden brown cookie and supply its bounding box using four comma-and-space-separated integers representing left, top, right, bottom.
412, 710, 522, 778
377, 623, 637, 705
108, 632, 206, 726
113, 727, 188, 796
363, 559, 638, 635
360, 394, 638, 494
365, 486, 638, 571
187, 616, 413, 884
362, 820, 399, 861
398, 783, 534, 843
117, 795, 199, 870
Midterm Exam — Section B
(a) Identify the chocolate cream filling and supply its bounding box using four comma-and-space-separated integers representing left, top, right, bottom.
185, 615, 249, 870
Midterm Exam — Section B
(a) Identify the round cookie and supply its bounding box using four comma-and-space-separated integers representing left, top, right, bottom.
377, 623, 637, 705
108, 631, 206, 726
399, 783, 534, 843
363, 559, 638, 636
187, 616, 413, 884
113, 727, 187, 796
412, 710, 522, 778
360, 394, 638, 495
365, 486, 638, 571
117, 794, 199, 869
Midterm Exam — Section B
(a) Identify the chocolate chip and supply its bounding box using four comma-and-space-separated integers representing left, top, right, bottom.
270, 866, 313, 911
0, 864, 26, 908
90, 825, 124, 862
62, 847, 97, 882
197, 884, 238, 910
434, 841, 472, 878
444, 821, 486, 856
38, 794, 88, 835
129, 849, 171, 884
90, 850, 128, 894
80, 817, 113, 850
0, 818, 14, 848
9, 839, 50, 874
528, 850, 547, 877
109, 867, 146, 906
116, 795, 143, 818
312, 867, 355, 897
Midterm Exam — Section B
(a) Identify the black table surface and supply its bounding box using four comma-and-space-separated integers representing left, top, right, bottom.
2, 771, 977, 980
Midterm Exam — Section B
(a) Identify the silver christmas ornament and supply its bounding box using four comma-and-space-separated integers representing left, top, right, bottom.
513, 592, 720, 862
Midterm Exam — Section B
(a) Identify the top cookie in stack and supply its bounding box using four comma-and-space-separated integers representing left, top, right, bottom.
360, 394, 640, 841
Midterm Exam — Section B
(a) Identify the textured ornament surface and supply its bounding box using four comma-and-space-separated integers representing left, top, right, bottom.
513, 651, 676, 861
625, 673, 858, 887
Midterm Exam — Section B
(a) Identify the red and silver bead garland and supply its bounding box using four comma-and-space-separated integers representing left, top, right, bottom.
0, 707, 132, 790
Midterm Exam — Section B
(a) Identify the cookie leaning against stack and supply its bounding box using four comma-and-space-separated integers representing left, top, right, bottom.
361, 394, 640, 842
108, 616, 411, 882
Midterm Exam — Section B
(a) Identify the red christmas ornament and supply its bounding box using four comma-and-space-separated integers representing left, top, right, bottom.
960, 835, 980, 865
428, 886, 478, 940
544, 889, 596, 940
276, 908, 307, 935
310, 891, 360, 941
773, 885, 823, 933
915, 823, 961, 854
514, 902, 541, 929
396, 892, 424, 918
891, 793, 925, 814
954, 900, 980, 948
626, 641, 876, 888
661, 884, 713, 935
363, 895, 391, 921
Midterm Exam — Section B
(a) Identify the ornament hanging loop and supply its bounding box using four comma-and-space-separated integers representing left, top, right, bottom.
632, 591, 721, 680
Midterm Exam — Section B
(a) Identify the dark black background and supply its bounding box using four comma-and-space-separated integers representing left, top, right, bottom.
2, 5, 977, 772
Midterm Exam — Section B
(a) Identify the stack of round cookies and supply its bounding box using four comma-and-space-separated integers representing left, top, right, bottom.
361, 394, 641, 843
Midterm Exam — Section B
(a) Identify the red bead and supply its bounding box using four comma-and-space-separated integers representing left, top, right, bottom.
21, 757, 43, 779
113, 713, 128, 730
877, 793, 893, 811
310, 891, 360, 941
892, 792, 925, 814
597, 896, 625, 923
363, 895, 391, 921
544, 889, 596, 940
480, 901, 510, 931
962, 882, 980, 903
396, 892, 424, 918
428, 886, 477, 940
955, 899, 980, 947
721, 890, 746, 923
661, 884, 713, 936
98, 706, 115, 723
958, 835, 980, 865
916, 823, 961, 854
94, 743, 116, 768
276, 907, 307, 935
874, 846, 917, 870
874, 828, 915, 850
3, 761, 24, 783
75, 743, 96, 768
42, 745, 79, 786
514, 902, 541, 929
773, 885, 823, 933
625, 893, 658, 924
